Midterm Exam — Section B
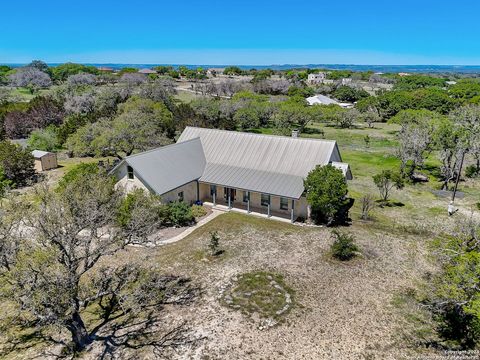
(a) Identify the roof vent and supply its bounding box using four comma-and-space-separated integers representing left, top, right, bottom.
291, 129, 299, 138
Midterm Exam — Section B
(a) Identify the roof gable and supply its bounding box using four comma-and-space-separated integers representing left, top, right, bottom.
120, 138, 206, 195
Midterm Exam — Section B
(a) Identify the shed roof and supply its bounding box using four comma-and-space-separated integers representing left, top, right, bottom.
120, 138, 206, 195
31, 150, 52, 158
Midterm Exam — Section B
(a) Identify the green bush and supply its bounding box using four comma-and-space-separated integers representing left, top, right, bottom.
0, 141, 35, 187
57, 162, 100, 191
191, 204, 207, 218
168, 201, 194, 226
117, 189, 166, 229
465, 165, 479, 178
304, 164, 349, 225
27, 125, 61, 152
208, 231, 221, 256
330, 230, 358, 261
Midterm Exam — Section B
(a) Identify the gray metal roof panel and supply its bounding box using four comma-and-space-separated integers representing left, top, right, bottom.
178, 127, 337, 178
199, 163, 305, 199
125, 138, 206, 195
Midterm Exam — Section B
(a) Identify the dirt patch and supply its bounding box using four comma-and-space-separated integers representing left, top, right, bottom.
114, 212, 437, 359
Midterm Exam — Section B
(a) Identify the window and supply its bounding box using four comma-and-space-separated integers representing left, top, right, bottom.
210, 185, 216, 196
178, 191, 184, 202
243, 191, 249, 203
280, 197, 289, 210
261, 193, 270, 207
127, 165, 134, 180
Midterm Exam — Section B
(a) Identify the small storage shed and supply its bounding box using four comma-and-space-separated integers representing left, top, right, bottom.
32, 150, 58, 172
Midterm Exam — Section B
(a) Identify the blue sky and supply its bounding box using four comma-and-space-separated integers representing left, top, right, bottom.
1, 0, 479, 65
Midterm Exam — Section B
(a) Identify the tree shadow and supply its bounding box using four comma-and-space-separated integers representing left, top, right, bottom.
0, 277, 204, 359
302, 127, 325, 136
375, 199, 405, 207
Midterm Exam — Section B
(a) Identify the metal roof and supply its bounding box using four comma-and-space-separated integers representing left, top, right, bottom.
332, 162, 353, 180
31, 150, 52, 158
122, 138, 206, 195
178, 127, 339, 178
306, 94, 340, 106
176, 127, 344, 198
116, 127, 349, 199
200, 163, 305, 199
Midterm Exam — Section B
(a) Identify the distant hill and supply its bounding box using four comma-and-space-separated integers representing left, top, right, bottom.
3, 63, 480, 74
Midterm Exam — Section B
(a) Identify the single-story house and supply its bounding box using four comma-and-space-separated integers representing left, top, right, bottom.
32, 150, 58, 172
307, 73, 327, 84
111, 127, 352, 222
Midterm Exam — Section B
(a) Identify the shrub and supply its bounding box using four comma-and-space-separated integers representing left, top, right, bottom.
465, 165, 479, 178
168, 201, 194, 226
0, 141, 35, 187
373, 170, 404, 202
117, 189, 166, 230
191, 204, 207, 218
304, 164, 349, 225
360, 194, 375, 220
208, 231, 221, 256
330, 230, 358, 261
57, 162, 99, 191
27, 125, 61, 152
0, 166, 13, 198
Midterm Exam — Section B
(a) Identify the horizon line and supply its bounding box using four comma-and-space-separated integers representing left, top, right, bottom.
2, 62, 480, 67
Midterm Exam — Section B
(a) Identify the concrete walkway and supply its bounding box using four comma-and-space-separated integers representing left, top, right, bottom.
155, 209, 223, 246
203, 202, 294, 224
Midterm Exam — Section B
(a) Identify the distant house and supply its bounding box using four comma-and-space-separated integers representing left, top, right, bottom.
306, 95, 353, 108
97, 66, 114, 72
138, 68, 157, 75
32, 150, 57, 172
207, 68, 223, 76
307, 73, 327, 84
111, 127, 352, 222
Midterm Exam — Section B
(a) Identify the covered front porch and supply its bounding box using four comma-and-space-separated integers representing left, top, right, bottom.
203, 202, 294, 223
198, 182, 307, 223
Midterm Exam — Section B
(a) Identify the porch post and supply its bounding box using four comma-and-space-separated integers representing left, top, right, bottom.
213, 191, 216, 206
291, 199, 295, 223
307, 204, 312, 222
267, 197, 271, 217
247, 191, 250, 213
228, 189, 231, 209
196, 181, 200, 202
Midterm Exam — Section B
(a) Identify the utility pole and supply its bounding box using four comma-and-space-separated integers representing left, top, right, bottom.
452, 150, 466, 203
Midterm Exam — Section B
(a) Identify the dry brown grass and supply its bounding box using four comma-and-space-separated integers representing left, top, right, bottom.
107, 211, 439, 359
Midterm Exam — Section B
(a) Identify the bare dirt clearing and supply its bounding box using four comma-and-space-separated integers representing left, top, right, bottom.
117, 212, 439, 359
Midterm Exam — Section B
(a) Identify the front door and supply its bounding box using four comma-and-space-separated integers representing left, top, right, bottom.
224, 187, 236, 203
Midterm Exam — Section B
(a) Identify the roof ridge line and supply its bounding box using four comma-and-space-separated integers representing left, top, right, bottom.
183, 126, 337, 143
125, 137, 201, 160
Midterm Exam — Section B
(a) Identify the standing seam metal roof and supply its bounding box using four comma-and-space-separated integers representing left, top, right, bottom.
117, 127, 347, 199
178, 127, 338, 177
122, 137, 206, 195
176, 127, 342, 198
